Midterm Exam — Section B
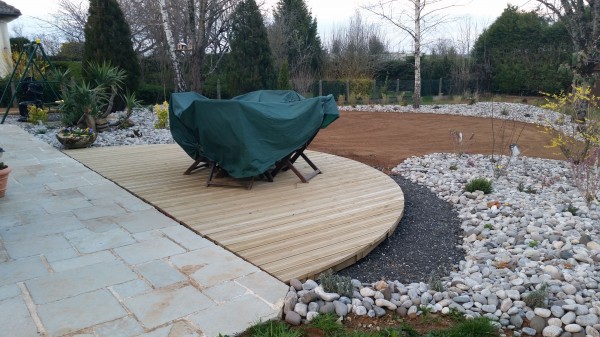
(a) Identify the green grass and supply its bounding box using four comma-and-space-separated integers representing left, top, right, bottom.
464, 177, 493, 194
310, 313, 344, 335
245, 320, 302, 337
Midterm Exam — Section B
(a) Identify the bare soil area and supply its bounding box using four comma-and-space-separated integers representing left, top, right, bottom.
310, 111, 565, 170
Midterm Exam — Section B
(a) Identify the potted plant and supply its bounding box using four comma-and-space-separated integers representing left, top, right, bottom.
58, 62, 126, 135
55, 127, 97, 149
0, 148, 11, 198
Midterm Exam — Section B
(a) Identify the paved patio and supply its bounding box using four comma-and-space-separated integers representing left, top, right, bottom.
0, 124, 288, 337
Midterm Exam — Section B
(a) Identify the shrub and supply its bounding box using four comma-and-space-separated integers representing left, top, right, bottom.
27, 105, 47, 124
154, 101, 169, 129
337, 94, 345, 106
524, 283, 547, 308
444, 317, 498, 337
465, 177, 493, 194
318, 269, 353, 297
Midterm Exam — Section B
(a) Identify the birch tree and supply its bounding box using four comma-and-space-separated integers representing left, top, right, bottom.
364, 0, 456, 108
534, 0, 600, 85
158, 0, 186, 92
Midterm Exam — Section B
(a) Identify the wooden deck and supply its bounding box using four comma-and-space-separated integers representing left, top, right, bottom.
67, 144, 404, 282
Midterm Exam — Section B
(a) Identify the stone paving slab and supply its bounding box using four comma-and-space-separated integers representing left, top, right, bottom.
0, 125, 287, 337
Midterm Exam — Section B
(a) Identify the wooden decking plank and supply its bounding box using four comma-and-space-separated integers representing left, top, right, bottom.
67, 144, 404, 282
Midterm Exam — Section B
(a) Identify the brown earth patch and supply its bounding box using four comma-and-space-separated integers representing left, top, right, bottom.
310, 111, 565, 170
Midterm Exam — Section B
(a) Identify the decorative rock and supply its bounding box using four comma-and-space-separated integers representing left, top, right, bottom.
586, 326, 600, 337
510, 314, 524, 328
314, 286, 340, 302
285, 311, 302, 325
303, 280, 318, 290
551, 305, 565, 318
561, 311, 576, 325
360, 287, 376, 297
453, 295, 470, 303
575, 314, 599, 327
294, 303, 308, 317
562, 284, 577, 295
548, 318, 562, 327
565, 324, 583, 333
319, 302, 335, 314
375, 298, 397, 310
407, 306, 418, 319
300, 291, 318, 304
306, 311, 319, 322
355, 306, 367, 316
535, 308, 552, 318
284, 292, 297, 313
333, 301, 348, 317
373, 305, 386, 317
530, 316, 547, 333
501, 298, 513, 312
522, 327, 537, 336
308, 302, 319, 312
542, 325, 562, 337
374, 280, 388, 291
290, 279, 303, 291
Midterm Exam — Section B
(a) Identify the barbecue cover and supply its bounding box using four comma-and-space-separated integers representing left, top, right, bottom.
169, 90, 339, 178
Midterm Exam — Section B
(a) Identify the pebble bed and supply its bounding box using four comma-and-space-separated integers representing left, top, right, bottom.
6, 102, 600, 336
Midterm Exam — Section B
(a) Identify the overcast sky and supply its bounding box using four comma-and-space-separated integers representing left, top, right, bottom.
5, 0, 538, 51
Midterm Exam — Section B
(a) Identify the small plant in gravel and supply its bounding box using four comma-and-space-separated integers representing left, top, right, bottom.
319, 269, 353, 297
428, 272, 445, 292
464, 178, 493, 194
528, 240, 539, 248
382, 324, 421, 337
449, 129, 475, 156
525, 185, 538, 194
483, 223, 493, 230
567, 204, 579, 215
154, 101, 169, 129
448, 164, 457, 171
524, 283, 548, 308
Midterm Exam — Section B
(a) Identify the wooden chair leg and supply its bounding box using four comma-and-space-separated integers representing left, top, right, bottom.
184, 158, 208, 175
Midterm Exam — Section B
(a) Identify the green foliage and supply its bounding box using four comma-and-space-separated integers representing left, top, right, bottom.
464, 178, 493, 194
337, 94, 345, 106
567, 204, 578, 215
529, 240, 539, 248
524, 284, 548, 309
137, 83, 169, 105
60, 80, 108, 127
227, 0, 276, 96
27, 105, 48, 124
440, 317, 498, 337
153, 101, 169, 129
277, 60, 292, 90
381, 324, 421, 337
56, 41, 84, 61
428, 272, 445, 292
318, 269, 353, 297
246, 320, 302, 337
9, 37, 30, 53
309, 313, 343, 334
52, 61, 83, 82
473, 6, 572, 95
83, 0, 140, 95
483, 223, 493, 230
271, 0, 324, 76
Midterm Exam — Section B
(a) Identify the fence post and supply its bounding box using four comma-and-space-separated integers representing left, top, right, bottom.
217, 79, 221, 99
346, 79, 350, 102
319, 80, 323, 96
396, 79, 400, 94
438, 78, 443, 96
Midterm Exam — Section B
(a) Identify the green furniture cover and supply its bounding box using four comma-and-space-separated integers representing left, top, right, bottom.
169, 90, 339, 179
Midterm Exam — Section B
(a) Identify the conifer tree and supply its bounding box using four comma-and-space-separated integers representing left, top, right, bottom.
227, 0, 276, 96
277, 60, 291, 90
270, 0, 324, 77
83, 0, 141, 94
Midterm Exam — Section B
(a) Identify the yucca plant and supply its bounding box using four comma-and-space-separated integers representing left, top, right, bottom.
86, 61, 126, 118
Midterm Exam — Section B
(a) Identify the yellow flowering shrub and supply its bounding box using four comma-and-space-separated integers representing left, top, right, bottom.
26, 105, 47, 124
154, 101, 169, 129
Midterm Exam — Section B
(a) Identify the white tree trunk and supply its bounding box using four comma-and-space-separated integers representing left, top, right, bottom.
413, 0, 422, 109
158, 0, 187, 92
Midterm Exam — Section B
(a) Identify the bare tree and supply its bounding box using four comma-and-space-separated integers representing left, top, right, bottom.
158, 0, 239, 93
158, 0, 187, 92
326, 11, 388, 79
363, 0, 457, 108
534, 0, 600, 85
39, 0, 88, 42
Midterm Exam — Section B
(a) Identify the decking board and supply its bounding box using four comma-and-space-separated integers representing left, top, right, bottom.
67, 144, 404, 282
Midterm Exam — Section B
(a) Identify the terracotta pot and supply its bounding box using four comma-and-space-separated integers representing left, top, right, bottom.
0, 166, 11, 198
56, 132, 97, 149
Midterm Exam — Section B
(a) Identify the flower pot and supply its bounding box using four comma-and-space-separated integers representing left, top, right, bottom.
56, 132, 97, 149
0, 166, 11, 198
